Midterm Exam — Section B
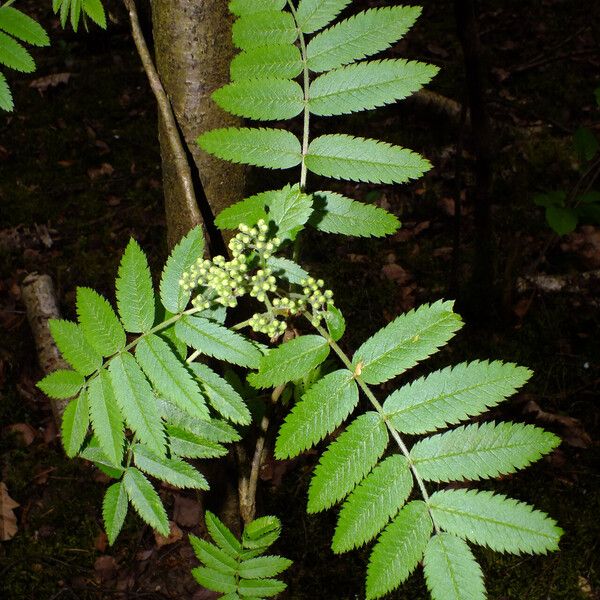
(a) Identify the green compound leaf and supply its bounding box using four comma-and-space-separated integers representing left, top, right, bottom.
243, 515, 282, 548
175, 315, 262, 368
249, 335, 330, 389
109, 353, 166, 457
49, 319, 102, 376
83, 0, 107, 28
206, 510, 243, 558
238, 578, 286, 597
61, 389, 90, 457
88, 371, 125, 466
133, 444, 208, 490
308, 411, 388, 513
307, 6, 422, 73
215, 191, 270, 230
190, 362, 251, 425
0, 31, 34, 73
79, 437, 124, 477
229, 0, 286, 17
305, 135, 431, 184
275, 369, 359, 459
309, 59, 439, 117
190, 535, 238, 574
213, 78, 304, 121
295, 0, 352, 34
238, 555, 292, 579
366, 500, 433, 600
410, 421, 561, 483
333, 455, 413, 553
198, 127, 302, 170
232, 11, 298, 51
384, 360, 533, 435
423, 533, 486, 600
353, 300, 462, 385
116, 239, 155, 333
268, 184, 314, 238
428, 489, 563, 554
309, 190, 400, 237
0, 7, 50, 46
122, 467, 169, 536
167, 425, 228, 459
230, 44, 303, 81
266, 256, 309, 285
103, 481, 128, 546
160, 226, 205, 314
192, 567, 236, 594
76, 287, 126, 357
37, 369, 85, 399
0, 72, 13, 111
135, 334, 209, 420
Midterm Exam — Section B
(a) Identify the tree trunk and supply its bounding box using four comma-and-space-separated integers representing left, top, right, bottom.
151, 0, 246, 249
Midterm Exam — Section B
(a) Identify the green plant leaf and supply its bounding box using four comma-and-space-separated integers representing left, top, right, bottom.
135, 334, 209, 420
533, 190, 566, 208
160, 226, 205, 314
232, 10, 297, 50
61, 389, 90, 457
230, 44, 303, 81
295, 0, 352, 34
309, 191, 400, 237
37, 369, 85, 399
546, 206, 578, 235
49, 319, 102, 376
175, 315, 262, 368
0, 71, 13, 111
325, 304, 346, 342
205, 510, 243, 557
70, 0, 82, 31
213, 78, 304, 121
76, 287, 126, 357
238, 555, 292, 579
574, 126, 599, 162
306, 134, 431, 184
309, 59, 438, 116
249, 335, 330, 389
266, 256, 309, 285
88, 371, 124, 465
353, 300, 462, 385
122, 467, 169, 536
268, 184, 314, 238
238, 578, 286, 597
167, 425, 228, 459
79, 437, 124, 476
384, 360, 532, 435
410, 421, 560, 482
191, 567, 237, 594
0, 7, 50, 46
190, 534, 238, 574
243, 515, 281, 548
0, 31, 34, 72
275, 369, 358, 459
333, 455, 413, 553
82, 0, 107, 28
116, 239, 155, 333
109, 353, 166, 457
306, 6, 421, 72
428, 489, 563, 554
190, 362, 251, 425
103, 481, 128, 546
215, 192, 270, 230
366, 501, 433, 600
308, 411, 388, 513
198, 127, 302, 170
133, 444, 208, 489
423, 533, 486, 600
229, 0, 286, 16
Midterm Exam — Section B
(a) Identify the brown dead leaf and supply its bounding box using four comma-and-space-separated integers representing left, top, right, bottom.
0, 482, 19, 541
29, 73, 71, 93
381, 263, 411, 285
5, 423, 36, 446
87, 163, 114, 180
94, 555, 117, 582
173, 495, 201, 528
154, 520, 183, 548
95, 531, 108, 553
523, 400, 592, 448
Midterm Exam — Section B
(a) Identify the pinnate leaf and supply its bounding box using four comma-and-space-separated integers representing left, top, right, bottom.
49, 319, 102, 376
0, 31, 34, 72
308, 411, 388, 513
190, 535, 238, 574
103, 481, 128, 546
366, 501, 433, 599
192, 567, 236, 594
230, 44, 303, 81
229, 0, 285, 17
232, 10, 297, 50
306, 134, 431, 184
333, 455, 413, 553
38, 369, 84, 399
268, 184, 314, 238
275, 369, 358, 459
206, 510, 242, 557
249, 335, 330, 389
76, 287, 126, 357
167, 425, 228, 459
384, 360, 532, 435
266, 256, 309, 285
215, 191, 270, 230
428, 489, 563, 554
353, 300, 462, 385
123, 467, 169, 536
238, 578, 286, 597
83, 0, 107, 28
0, 7, 50, 46
295, 0, 352, 34
61, 389, 90, 457
238, 555, 292, 579
0, 72, 13, 111
423, 533, 486, 600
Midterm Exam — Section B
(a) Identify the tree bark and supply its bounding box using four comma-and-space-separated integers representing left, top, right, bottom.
151, 0, 246, 249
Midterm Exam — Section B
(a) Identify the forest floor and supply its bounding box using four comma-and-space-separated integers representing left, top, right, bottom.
1, 1, 599, 599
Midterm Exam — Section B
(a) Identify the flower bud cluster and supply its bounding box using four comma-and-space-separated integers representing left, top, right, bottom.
228, 220, 280, 261
249, 268, 277, 303
300, 277, 335, 327
249, 312, 287, 337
